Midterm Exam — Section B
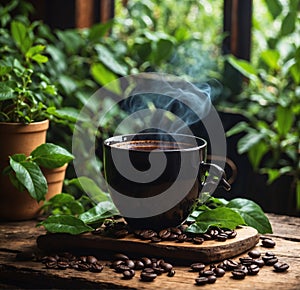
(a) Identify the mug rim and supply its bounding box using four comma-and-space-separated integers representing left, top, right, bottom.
104, 133, 207, 152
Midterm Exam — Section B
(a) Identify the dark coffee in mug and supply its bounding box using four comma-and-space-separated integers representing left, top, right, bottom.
103, 133, 230, 230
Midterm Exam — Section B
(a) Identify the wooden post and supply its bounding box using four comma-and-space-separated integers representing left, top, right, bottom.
75, 0, 94, 28
223, 0, 252, 60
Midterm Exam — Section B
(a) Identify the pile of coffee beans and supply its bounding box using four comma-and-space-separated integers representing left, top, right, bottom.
38, 252, 104, 272
29, 236, 289, 286
110, 253, 175, 282
189, 239, 289, 286
100, 221, 237, 244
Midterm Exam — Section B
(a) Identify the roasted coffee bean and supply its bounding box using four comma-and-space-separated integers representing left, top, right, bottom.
159, 229, 171, 239
90, 263, 104, 273
265, 257, 278, 266
161, 262, 173, 272
207, 275, 217, 284
143, 267, 155, 273
265, 251, 275, 256
191, 262, 206, 272
112, 260, 124, 269
170, 227, 182, 235
261, 238, 276, 248
124, 259, 135, 269
140, 229, 157, 240
201, 270, 215, 277
141, 257, 152, 267
262, 255, 277, 263
213, 267, 225, 277
237, 265, 248, 274
114, 253, 129, 261
80, 256, 87, 263
195, 277, 208, 285
273, 262, 289, 272
202, 233, 212, 240
140, 272, 157, 282
216, 233, 228, 242
209, 228, 219, 238
225, 230, 237, 239
151, 236, 162, 243
260, 235, 269, 240
114, 229, 129, 238
167, 233, 178, 241
115, 264, 130, 273
167, 269, 176, 277
134, 260, 144, 270
122, 269, 135, 279
87, 255, 98, 264
239, 257, 253, 265
78, 263, 90, 271
45, 261, 58, 269
247, 264, 260, 275
231, 270, 246, 279
248, 250, 261, 258
253, 259, 265, 268
193, 237, 204, 245
153, 267, 165, 275
225, 259, 239, 270
177, 234, 187, 243
57, 261, 69, 269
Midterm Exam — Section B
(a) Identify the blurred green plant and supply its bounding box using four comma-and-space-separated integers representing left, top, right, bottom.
226, 0, 300, 208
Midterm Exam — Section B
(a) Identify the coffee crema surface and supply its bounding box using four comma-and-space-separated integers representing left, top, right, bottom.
110, 140, 194, 151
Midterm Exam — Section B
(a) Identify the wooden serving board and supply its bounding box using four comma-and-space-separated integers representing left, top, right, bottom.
37, 226, 259, 264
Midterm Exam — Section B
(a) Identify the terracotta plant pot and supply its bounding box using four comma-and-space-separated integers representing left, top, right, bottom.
0, 120, 65, 220
0, 165, 67, 221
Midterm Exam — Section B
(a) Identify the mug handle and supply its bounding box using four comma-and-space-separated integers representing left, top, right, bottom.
199, 162, 231, 192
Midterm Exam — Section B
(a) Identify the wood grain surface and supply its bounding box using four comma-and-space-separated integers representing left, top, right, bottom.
36, 226, 259, 264
0, 214, 299, 289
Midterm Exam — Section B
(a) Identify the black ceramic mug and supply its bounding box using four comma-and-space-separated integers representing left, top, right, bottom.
103, 133, 230, 230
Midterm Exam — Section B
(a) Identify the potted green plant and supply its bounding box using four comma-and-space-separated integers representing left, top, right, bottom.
0, 143, 74, 220
0, 5, 75, 220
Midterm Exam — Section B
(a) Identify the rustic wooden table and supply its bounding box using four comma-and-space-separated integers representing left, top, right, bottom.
0, 214, 299, 289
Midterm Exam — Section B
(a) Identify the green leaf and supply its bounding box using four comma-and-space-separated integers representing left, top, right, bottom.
226, 198, 272, 234
11, 20, 26, 48
276, 105, 294, 136
9, 157, 48, 202
25, 45, 45, 59
67, 177, 111, 203
11, 20, 32, 54
186, 207, 245, 233
151, 38, 174, 64
91, 62, 121, 94
79, 201, 119, 224
226, 121, 249, 137
248, 141, 268, 170
265, 0, 282, 19
237, 131, 264, 154
94, 44, 127, 76
45, 193, 75, 206
88, 21, 114, 41
31, 143, 74, 169
227, 56, 258, 82
290, 62, 300, 85
31, 54, 48, 64
38, 215, 93, 234
280, 11, 296, 37
260, 50, 280, 70
0, 83, 14, 101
